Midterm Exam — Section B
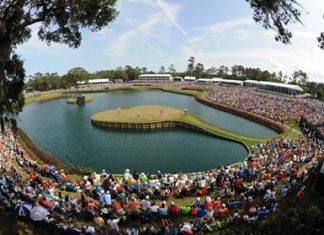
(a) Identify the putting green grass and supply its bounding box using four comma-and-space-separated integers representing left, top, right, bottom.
92, 105, 273, 147
67, 95, 93, 104
92, 105, 184, 123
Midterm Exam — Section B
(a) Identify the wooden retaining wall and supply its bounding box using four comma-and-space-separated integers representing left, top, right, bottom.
91, 119, 242, 144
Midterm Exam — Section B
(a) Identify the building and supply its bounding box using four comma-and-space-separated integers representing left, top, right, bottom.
113, 79, 124, 84
184, 76, 196, 81
138, 74, 173, 81
196, 78, 212, 83
173, 76, 184, 82
210, 78, 243, 86
24, 87, 33, 93
77, 78, 112, 87
243, 80, 304, 95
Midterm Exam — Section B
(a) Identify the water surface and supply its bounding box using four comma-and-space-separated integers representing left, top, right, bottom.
19, 90, 276, 173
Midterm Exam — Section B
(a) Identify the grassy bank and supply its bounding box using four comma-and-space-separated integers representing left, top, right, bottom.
63, 85, 203, 97
181, 112, 270, 147
24, 91, 64, 105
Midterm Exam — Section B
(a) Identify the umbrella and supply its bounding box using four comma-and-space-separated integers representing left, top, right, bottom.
47, 165, 56, 171
30, 205, 49, 221
15, 202, 32, 217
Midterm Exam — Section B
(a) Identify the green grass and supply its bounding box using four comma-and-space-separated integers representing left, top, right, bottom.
179, 112, 271, 147
24, 91, 64, 105
92, 105, 184, 123
67, 95, 93, 104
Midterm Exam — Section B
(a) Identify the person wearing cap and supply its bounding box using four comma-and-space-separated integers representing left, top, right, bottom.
168, 201, 179, 217
212, 197, 221, 208
98, 190, 105, 205
217, 203, 229, 218
295, 186, 305, 201
85, 181, 92, 192
244, 196, 253, 213
180, 223, 193, 235
264, 189, 272, 202
204, 197, 213, 209
60, 169, 67, 181
194, 197, 202, 208
139, 172, 148, 185
158, 201, 168, 218
103, 191, 112, 206
256, 207, 269, 220
101, 169, 107, 178
124, 169, 131, 181
141, 195, 151, 211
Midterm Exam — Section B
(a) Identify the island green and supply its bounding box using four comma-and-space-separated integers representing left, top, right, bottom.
91, 105, 273, 148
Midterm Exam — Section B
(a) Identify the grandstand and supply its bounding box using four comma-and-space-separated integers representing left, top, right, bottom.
243, 80, 304, 95
173, 76, 184, 82
138, 74, 173, 81
210, 78, 243, 86
196, 77, 243, 86
196, 78, 211, 83
77, 78, 111, 87
184, 76, 196, 81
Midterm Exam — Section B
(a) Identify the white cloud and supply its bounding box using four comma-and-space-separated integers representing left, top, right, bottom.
146, 41, 163, 57
156, 0, 186, 36
189, 17, 253, 44
269, 58, 284, 71
107, 13, 165, 58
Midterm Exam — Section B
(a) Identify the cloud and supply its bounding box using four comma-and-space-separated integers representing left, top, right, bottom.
107, 13, 165, 58
156, 0, 186, 36
146, 41, 163, 57
269, 58, 284, 71
189, 17, 253, 44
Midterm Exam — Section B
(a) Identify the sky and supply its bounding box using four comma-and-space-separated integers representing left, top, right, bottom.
17, 0, 324, 83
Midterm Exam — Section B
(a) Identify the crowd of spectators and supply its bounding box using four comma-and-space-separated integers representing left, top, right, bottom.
205, 86, 324, 126
2, 83, 324, 234
1, 126, 323, 234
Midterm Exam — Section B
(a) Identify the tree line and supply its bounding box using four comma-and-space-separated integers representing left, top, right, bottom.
26, 60, 324, 100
